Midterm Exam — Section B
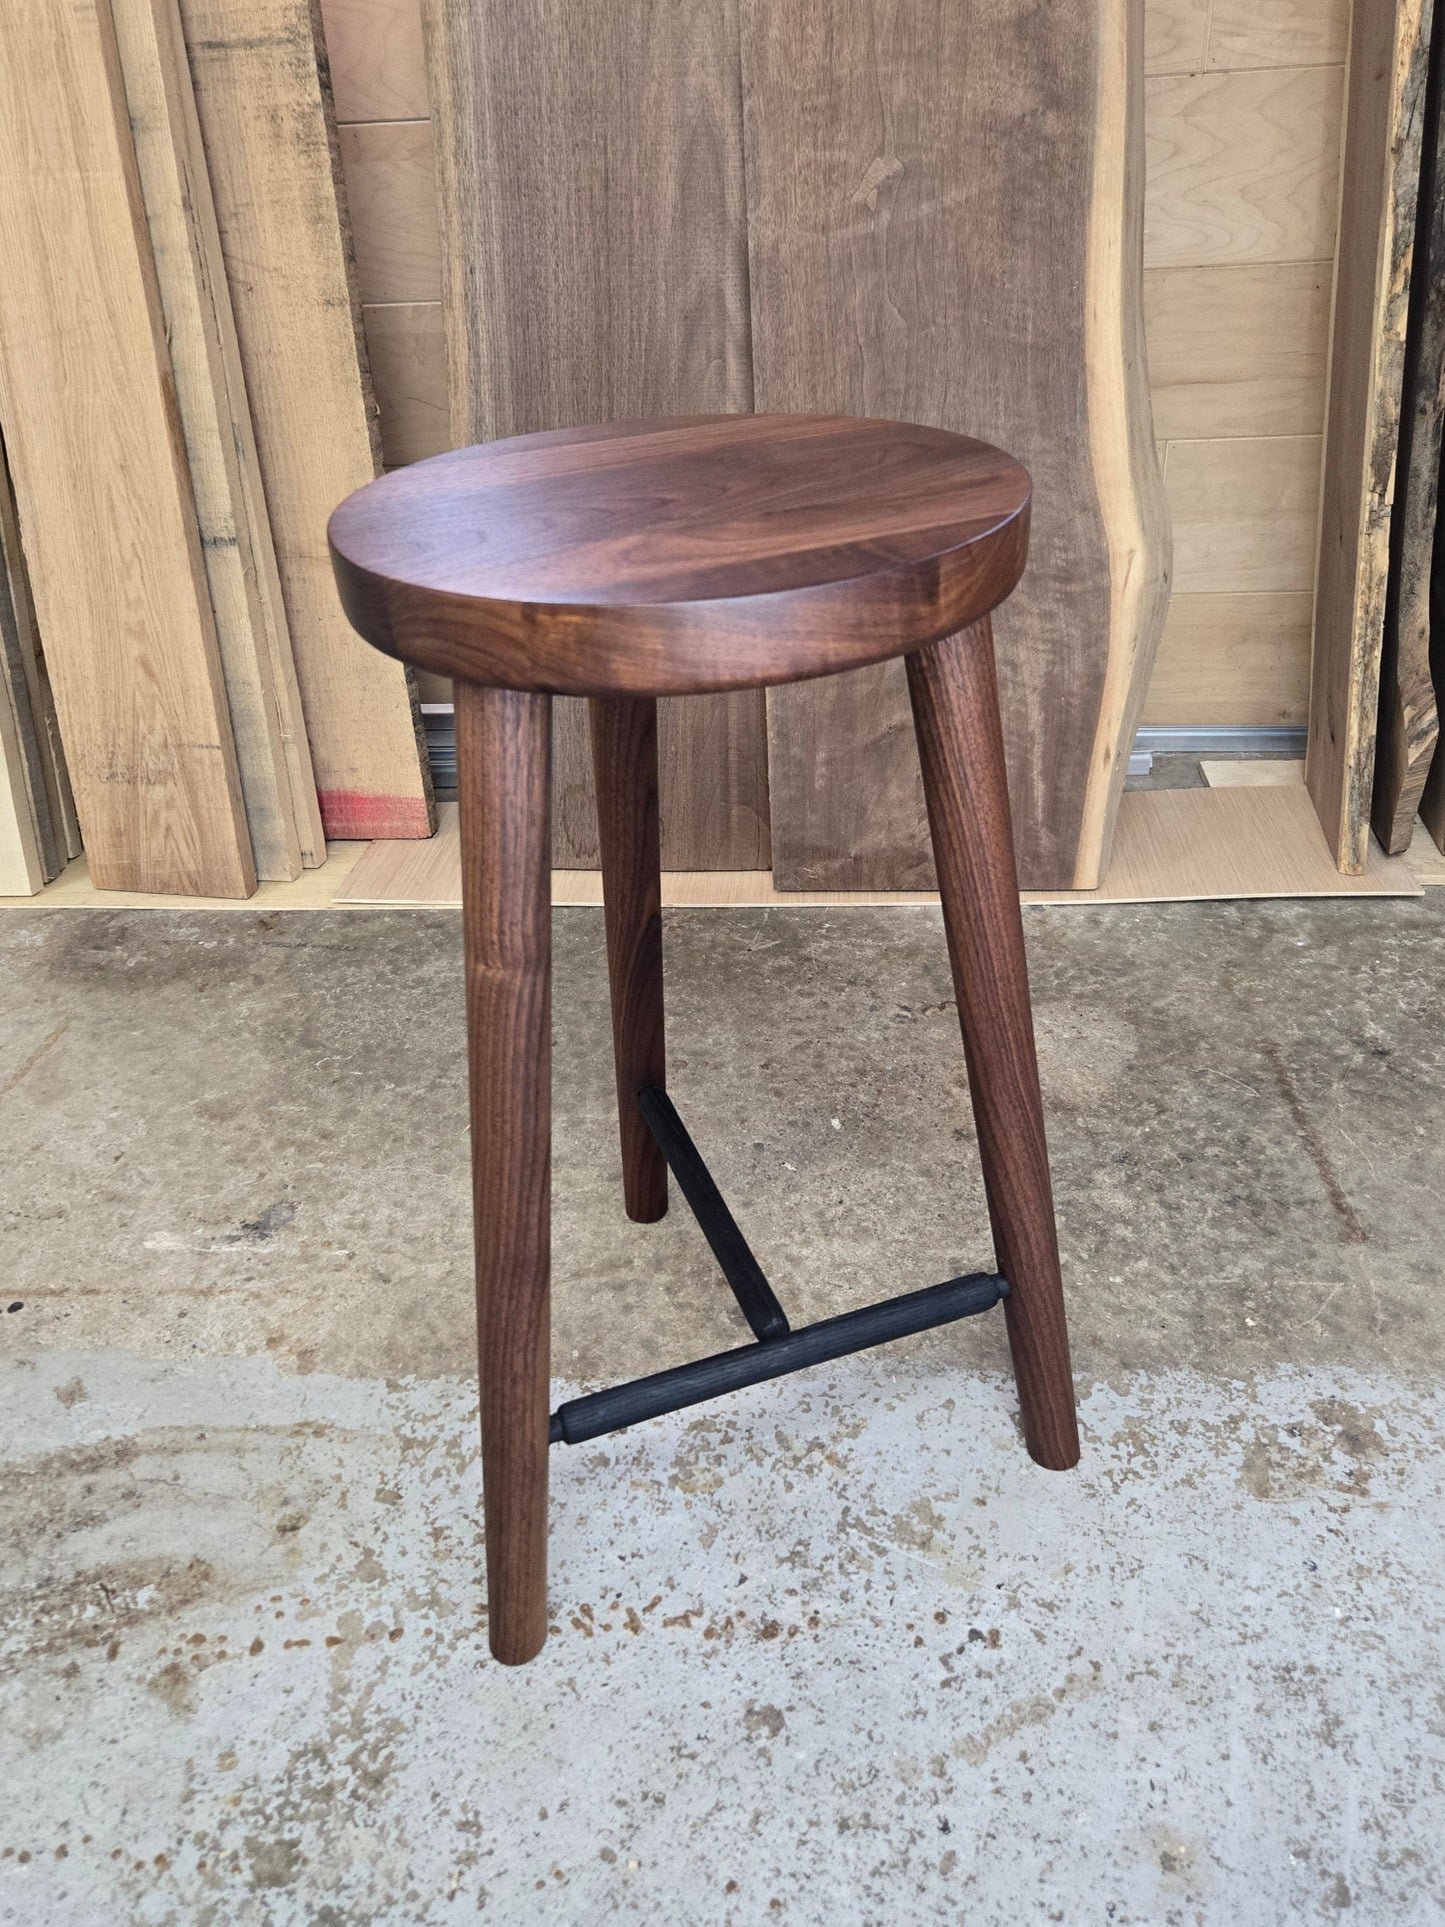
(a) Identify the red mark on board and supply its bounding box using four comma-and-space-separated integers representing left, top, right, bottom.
318, 791, 435, 841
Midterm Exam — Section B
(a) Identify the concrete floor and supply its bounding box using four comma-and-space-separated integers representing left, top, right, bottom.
2, 895, 1443, 1925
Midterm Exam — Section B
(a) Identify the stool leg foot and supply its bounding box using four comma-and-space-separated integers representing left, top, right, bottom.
907, 621, 1081, 1471
457, 680, 553, 1663
590, 695, 668, 1223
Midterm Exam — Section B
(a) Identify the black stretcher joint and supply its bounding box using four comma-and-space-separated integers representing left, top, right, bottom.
548, 1086, 1009, 1447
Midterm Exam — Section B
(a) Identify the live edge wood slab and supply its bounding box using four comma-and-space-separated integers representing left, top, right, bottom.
420, 0, 767, 871
742, 0, 1169, 891
1310, 0, 1432, 871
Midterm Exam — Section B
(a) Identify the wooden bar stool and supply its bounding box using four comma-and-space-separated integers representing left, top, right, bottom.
329, 414, 1080, 1666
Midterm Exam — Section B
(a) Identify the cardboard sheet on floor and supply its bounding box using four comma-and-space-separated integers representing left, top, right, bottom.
1203, 757, 1445, 885
333, 786, 1422, 908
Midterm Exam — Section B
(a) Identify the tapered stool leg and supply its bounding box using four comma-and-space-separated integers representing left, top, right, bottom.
457, 680, 553, 1663
590, 695, 667, 1223
906, 620, 1081, 1471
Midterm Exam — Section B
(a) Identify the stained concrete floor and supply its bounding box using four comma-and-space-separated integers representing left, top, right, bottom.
2, 896, 1444, 1925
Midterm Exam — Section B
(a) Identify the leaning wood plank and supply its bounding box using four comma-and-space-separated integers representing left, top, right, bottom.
0, 597, 57, 888
0, 453, 60, 882
420, 0, 771, 870
744, 0, 1170, 890
0, 0, 255, 897
0, 694, 45, 896
337, 787, 1418, 906
1375, 0, 1445, 851
1308, 0, 1432, 871
0, 438, 78, 866
1425, 509, 1445, 847
113, 0, 324, 878
0, 558, 48, 894
179, 0, 434, 840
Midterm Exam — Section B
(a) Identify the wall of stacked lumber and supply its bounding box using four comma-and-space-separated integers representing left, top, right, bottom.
320, 0, 1355, 741
1, 0, 1441, 894
0, 0, 433, 898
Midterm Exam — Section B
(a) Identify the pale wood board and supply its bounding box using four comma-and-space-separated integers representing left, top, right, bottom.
1165, 435, 1323, 593
1144, 261, 1332, 440
1308, 0, 1433, 872
0, 0, 255, 897
1405, 817, 1445, 880
178, 0, 434, 843
420, 0, 769, 871
336, 121, 441, 303
1375, 0, 1445, 852
319, 0, 428, 121
1144, 0, 1210, 74
1143, 592, 1312, 725
0, 446, 81, 863
362, 302, 448, 465
113, 0, 324, 879
334, 786, 1420, 908
1144, 66, 1345, 268
1206, 0, 1350, 71
1200, 757, 1307, 786
744, 0, 1169, 892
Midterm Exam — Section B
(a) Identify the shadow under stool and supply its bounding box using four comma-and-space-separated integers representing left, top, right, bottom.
329, 413, 1081, 1665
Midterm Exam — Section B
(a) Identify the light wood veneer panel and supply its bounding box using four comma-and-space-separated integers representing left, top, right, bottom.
1145, 65, 1344, 267
1165, 435, 1323, 593
1141, 591, 1313, 724
1144, 261, 1332, 439
336, 119, 442, 303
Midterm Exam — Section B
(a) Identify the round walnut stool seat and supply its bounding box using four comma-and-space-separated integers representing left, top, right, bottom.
329, 413, 1080, 1666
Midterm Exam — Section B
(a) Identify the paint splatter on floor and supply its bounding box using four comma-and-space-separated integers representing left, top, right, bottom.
3, 1350, 1443, 1926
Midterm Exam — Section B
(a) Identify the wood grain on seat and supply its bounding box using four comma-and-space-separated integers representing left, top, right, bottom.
328, 414, 1030, 695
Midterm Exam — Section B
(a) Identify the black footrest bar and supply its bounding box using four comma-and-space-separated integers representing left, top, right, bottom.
549, 1270, 1009, 1445
637, 1084, 790, 1341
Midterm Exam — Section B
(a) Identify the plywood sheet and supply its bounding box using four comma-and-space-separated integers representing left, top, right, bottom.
319, 0, 428, 121
362, 302, 448, 466
420, 0, 770, 869
1308, 0, 1433, 871
1143, 66, 1344, 268
1165, 436, 1323, 593
1143, 592, 1312, 726
745, 0, 1169, 892
336, 121, 442, 304
0, 0, 255, 897
1205, 0, 1349, 71
113, 0, 324, 878
335, 786, 1419, 908
1144, 262, 1332, 440
179, 0, 435, 841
